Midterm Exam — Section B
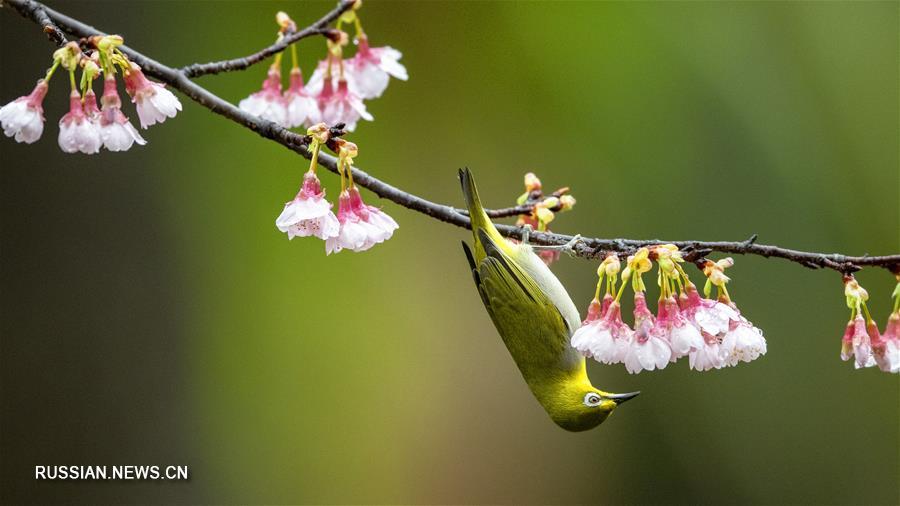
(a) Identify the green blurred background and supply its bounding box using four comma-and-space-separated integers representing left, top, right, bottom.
1, 1, 898, 504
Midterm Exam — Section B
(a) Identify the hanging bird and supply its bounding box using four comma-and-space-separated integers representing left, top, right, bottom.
459, 169, 638, 432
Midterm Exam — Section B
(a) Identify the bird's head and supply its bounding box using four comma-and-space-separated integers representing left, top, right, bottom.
539, 377, 639, 432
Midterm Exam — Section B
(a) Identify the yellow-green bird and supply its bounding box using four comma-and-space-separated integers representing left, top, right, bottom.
459, 169, 638, 432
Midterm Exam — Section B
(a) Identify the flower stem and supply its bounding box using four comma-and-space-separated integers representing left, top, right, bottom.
594, 271, 605, 300
614, 272, 630, 304
290, 43, 299, 69
308, 140, 321, 174
861, 302, 874, 324
45, 59, 61, 81
68, 69, 77, 91
346, 160, 355, 188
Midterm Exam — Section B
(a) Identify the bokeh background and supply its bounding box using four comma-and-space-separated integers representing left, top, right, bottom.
1, 1, 898, 504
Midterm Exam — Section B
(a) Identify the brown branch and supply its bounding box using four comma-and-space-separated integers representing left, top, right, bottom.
4, 0, 899, 276
180, 0, 354, 78
459, 187, 571, 219
2, 0, 66, 45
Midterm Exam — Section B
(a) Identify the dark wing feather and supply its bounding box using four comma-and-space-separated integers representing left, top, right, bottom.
462, 234, 580, 374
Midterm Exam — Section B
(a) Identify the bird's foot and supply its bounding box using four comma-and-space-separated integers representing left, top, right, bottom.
560, 234, 583, 258
519, 223, 533, 245
529, 234, 584, 258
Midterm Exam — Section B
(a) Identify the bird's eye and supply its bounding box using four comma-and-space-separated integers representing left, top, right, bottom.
583, 393, 602, 407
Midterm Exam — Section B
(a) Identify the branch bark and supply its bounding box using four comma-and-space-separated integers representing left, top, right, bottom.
3, 0, 899, 275
180, 0, 354, 78
3, 0, 66, 44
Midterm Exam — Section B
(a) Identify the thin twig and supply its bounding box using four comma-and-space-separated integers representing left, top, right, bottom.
3, 0, 899, 275
180, 0, 355, 78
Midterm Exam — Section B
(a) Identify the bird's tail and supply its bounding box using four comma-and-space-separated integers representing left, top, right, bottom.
459, 169, 505, 253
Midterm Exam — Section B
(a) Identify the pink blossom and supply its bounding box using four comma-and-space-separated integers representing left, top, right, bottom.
679, 283, 740, 336
304, 59, 331, 97
325, 187, 397, 255
571, 295, 633, 364
83, 89, 100, 120
98, 77, 146, 152
348, 187, 398, 244
0, 80, 48, 144
325, 191, 369, 254
841, 315, 875, 369
275, 171, 339, 240
872, 313, 899, 373
656, 297, 703, 360
623, 292, 672, 374
689, 333, 725, 372
344, 36, 408, 99
239, 67, 288, 126
83, 88, 104, 140
315, 75, 334, 113
124, 62, 181, 129
283, 68, 320, 128
720, 315, 767, 367
321, 80, 372, 132
58, 90, 101, 154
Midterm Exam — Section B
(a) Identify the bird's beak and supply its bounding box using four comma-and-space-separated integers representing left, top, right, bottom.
606, 391, 640, 405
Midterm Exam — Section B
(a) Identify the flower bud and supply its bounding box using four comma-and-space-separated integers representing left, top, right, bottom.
95, 35, 124, 51
540, 196, 560, 209
658, 257, 674, 275
655, 244, 683, 265
329, 31, 350, 50
715, 257, 734, 270
524, 172, 542, 192
598, 253, 621, 277
306, 122, 330, 144
844, 276, 869, 310
337, 139, 359, 160
535, 207, 555, 227
559, 195, 576, 211
631, 247, 652, 274
81, 58, 101, 82
276, 11, 297, 32
703, 258, 733, 287
53, 42, 82, 72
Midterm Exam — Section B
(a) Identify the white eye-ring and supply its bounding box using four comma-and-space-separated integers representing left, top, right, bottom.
583, 393, 603, 407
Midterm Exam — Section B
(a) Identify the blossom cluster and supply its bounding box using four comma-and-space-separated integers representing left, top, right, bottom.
1, 38, 180, 153
275, 124, 397, 253
571, 247, 767, 374
239, 7, 406, 133
511, 173, 576, 265
839, 276, 899, 374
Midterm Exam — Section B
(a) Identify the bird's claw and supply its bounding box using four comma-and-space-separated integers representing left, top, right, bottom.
529, 234, 584, 258
561, 234, 583, 258
520, 223, 533, 245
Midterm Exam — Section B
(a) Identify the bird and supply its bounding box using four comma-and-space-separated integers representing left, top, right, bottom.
459, 168, 638, 432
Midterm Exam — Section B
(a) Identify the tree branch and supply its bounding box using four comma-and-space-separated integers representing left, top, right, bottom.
3, 0, 899, 275
180, 0, 355, 78
3, 0, 66, 45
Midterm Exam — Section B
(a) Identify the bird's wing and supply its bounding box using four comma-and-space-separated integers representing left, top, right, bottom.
463, 232, 582, 373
